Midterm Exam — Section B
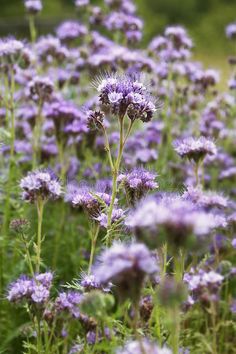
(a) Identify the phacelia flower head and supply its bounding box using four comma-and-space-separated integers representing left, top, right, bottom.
116, 339, 172, 354
28, 76, 54, 102
72, 184, 115, 219
173, 136, 217, 163
20, 169, 62, 203
226, 22, 236, 39
86, 110, 105, 130
183, 186, 228, 211
93, 242, 158, 302
96, 74, 157, 121
56, 21, 87, 42
95, 208, 124, 228
126, 195, 221, 251
55, 291, 83, 318
0, 38, 24, 65
184, 269, 224, 304
80, 272, 111, 292
75, 0, 89, 8
24, 0, 42, 15
118, 168, 158, 205
7, 272, 53, 304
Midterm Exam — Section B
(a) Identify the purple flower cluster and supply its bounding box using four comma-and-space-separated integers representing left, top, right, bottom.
20, 169, 62, 203
93, 242, 158, 301
126, 195, 225, 250
184, 269, 224, 304
55, 291, 83, 318
97, 74, 156, 121
118, 168, 158, 204
7, 272, 53, 304
24, 0, 42, 15
173, 136, 217, 162
116, 339, 172, 354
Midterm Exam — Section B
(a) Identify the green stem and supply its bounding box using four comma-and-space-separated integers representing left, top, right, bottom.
170, 306, 180, 354
36, 198, 44, 274
194, 162, 199, 187
102, 126, 114, 171
21, 233, 35, 276
88, 224, 100, 274
105, 116, 124, 246
29, 15, 37, 43
32, 103, 43, 169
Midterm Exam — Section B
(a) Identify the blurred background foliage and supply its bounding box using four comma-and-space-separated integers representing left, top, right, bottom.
0, 0, 235, 74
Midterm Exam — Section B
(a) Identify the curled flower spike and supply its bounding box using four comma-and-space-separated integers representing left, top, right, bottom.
28, 76, 54, 102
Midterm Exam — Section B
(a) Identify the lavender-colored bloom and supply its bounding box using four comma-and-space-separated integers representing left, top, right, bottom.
93, 242, 158, 302
28, 76, 54, 102
183, 186, 228, 210
232, 238, 236, 248
72, 184, 115, 218
226, 23, 236, 39
36, 35, 69, 63
95, 208, 124, 228
219, 166, 236, 181
116, 339, 172, 354
96, 74, 156, 121
173, 136, 217, 162
118, 168, 158, 205
55, 291, 83, 318
80, 272, 111, 292
75, 0, 89, 7
24, 0, 42, 14
20, 169, 62, 203
184, 269, 223, 304
56, 21, 87, 42
69, 344, 84, 354
231, 299, 236, 313
126, 195, 221, 250
0, 38, 24, 64
7, 272, 53, 304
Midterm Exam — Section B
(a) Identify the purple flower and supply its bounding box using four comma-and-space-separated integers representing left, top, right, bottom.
72, 184, 115, 218
116, 339, 172, 354
0, 38, 24, 64
80, 272, 111, 292
7, 272, 53, 304
173, 136, 217, 162
93, 242, 158, 302
28, 76, 54, 102
226, 23, 236, 39
56, 21, 87, 42
96, 74, 156, 121
75, 0, 89, 7
55, 291, 83, 318
95, 208, 124, 228
183, 186, 228, 210
118, 168, 158, 205
20, 169, 62, 203
24, 0, 42, 14
232, 238, 236, 248
126, 195, 222, 250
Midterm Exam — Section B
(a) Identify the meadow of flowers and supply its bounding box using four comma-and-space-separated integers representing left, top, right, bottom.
0, 0, 236, 353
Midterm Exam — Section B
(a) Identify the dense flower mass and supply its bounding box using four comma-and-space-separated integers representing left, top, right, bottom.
20, 169, 62, 202
2, 1, 236, 353
97, 74, 156, 121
